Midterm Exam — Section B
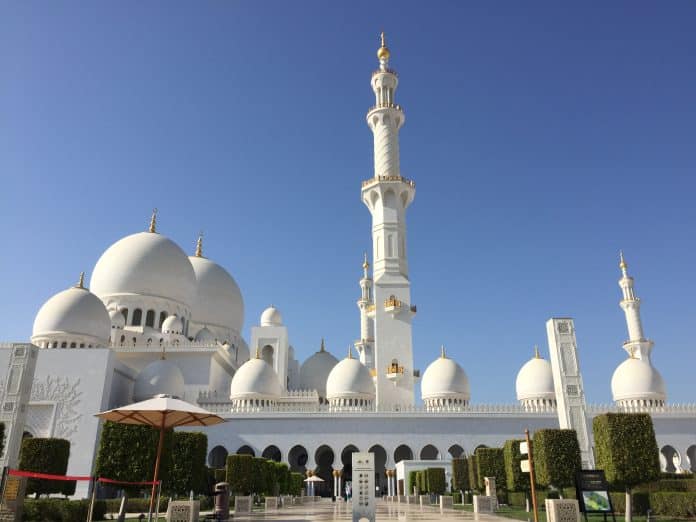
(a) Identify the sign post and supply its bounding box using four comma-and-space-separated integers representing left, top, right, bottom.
522, 429, 539, 522
351, 452, 375, 522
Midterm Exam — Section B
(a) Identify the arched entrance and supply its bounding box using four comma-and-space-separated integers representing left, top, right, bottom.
660, 445, 681, 473
208, 445, 228, 468
369, 444, 388, 496
394, 444, 413, 464
420, 444, 439, 460
237, 445, 255, 456
449, 444, 465, 458
288, 445, 308, 474
262, 445, 282, 462
314, 445, 335, 496
687, 445, 696, 473
341, 444, 359, 484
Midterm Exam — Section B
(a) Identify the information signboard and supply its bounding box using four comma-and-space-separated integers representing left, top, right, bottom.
575, 470, 615, 522
352, 452, 375, 522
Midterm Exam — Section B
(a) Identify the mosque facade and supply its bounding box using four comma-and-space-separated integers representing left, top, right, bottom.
1, 35, 694, 498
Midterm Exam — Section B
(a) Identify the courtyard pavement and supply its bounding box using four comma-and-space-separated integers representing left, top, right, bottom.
231, 498, 513, 522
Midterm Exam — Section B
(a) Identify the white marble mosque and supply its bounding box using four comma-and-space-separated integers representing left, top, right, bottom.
1, 34, 694, 498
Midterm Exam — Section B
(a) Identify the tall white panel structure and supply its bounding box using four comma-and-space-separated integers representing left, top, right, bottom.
546, 318, 594, 469
361, 33, 417, 409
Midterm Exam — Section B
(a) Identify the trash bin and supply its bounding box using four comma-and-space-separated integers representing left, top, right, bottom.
214, 482, 230, 521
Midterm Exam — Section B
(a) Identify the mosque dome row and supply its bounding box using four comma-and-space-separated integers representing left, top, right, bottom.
31, 214, 244, 348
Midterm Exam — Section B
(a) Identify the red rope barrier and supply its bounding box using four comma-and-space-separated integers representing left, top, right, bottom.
8, 469, 91, 481
97, 477, 160, 486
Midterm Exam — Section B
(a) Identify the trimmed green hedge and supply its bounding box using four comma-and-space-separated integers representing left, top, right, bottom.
22, 499, 106, 522
226, 454, 253, 495
408, 470, 419, 494
593, 413, 660, 490
504, 439, 528, 492
452, 457, 469, 491
609, 491, 649, 515
649, 492, 696, 517
18, 438, 73, 497
168, 432, 208, 496
508, 488, 576, 509
290, 472, 304, 496
475, 447, 507, 492
468, 454, 479, 492
426, 468, 446, 495
532, 429, 581, 489
452, 491, 462, 504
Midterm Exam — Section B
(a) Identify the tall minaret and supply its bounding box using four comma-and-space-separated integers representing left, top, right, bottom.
618, 251, 654, 360
355, 253, 375, 369
361, 33, 417, 408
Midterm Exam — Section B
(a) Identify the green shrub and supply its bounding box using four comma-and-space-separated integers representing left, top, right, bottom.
504, 439, 528, 492
103, 497, 168, 514
452, 457, 469, 491
290, 472, 304, 496
609, 491, 649, 515
274, 462, 290, 494
213, 468, 226, 483
226, 454, 254, 495
408, 470, 419, 494
508, 488, 576, 509
468, 454, 479, 492
426, 468, 446, 495
18, 438, 73, 497
168, 432, 208, 496
452, 491, 462, 503
22, 499, 106, 522
475, 447, 507, 492
532, 429, 581, 489
642, 478, 696, 492
649, 492, 696, 517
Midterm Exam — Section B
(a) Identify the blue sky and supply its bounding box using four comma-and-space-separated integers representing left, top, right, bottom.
2, 2, 695, 404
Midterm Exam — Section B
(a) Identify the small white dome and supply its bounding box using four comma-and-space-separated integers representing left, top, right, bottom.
421, 352, 470, 402
189, 255, 244, 334
195, 326, 216, 344
133, 359, 185, 402
230, 357, 282, 400
162, 315, 183, 335
299, 341, 338, 397
516, 355, 555, 401
326, 356, 374, 400
108, 307, 125, 329
32, 284, 110, 345
260, 306, 282, 327
611, 357, 666, 403
91, 231, 196, 308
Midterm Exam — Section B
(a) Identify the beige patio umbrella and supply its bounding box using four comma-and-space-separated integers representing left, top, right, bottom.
95, 394, 224, 520
304, 474, 324, 496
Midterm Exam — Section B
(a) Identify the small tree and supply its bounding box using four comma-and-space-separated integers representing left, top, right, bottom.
504, 439, 528, 492
476, 447, 507, 492
408, 470, 419, 494
594, 413, 660, 522
533, 429, 581, 491
468, 454, 479, 493
226, 454, 254, 495
19, 438, 72, 498
167, 432, 208, 496
426, 467, 446, 495
290, 472, 304, 496
452, 457, 469, 493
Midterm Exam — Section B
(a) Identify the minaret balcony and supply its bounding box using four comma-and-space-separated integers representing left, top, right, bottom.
383, 296, 417, 318
386, 364, 405, 383
361, 175, 415, 190
366, 103, 403, 115
372, 68, 398, 78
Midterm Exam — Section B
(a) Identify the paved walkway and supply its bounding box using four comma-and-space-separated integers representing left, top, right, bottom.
232, 498, 512, 522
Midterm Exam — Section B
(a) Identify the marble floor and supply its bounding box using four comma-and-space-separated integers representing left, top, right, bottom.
231, 499, 511, 522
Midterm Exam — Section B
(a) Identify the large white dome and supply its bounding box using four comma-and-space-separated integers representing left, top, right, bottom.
326, 355, 374, 400
230, 357, 282, 400
299, 340, 338, 397
421, 351, 470, 402
91, 231, 196, 308
32, 283, 110, 346
611, 357, 666, 404
133, 359, 185, 402
516, 355, 555, 401
189, 255, 244, 334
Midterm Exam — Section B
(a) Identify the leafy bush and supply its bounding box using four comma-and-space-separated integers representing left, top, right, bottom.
426, 468, 446, 495
532, 429, 581, 489
95, 422, 173, 494
452, 491, 462, 503
290, 472, 304, 496
641, 478, 696, 492
18, 438, 73, 497
168, 432, 208, 496
408, 470, 419, 494
22, 499, 106, 522
475, 447, 507, 492
504, 439, 528, 492
274, 462, 290, 494
452, 457, 469, 491
608, 491, 649, 515
468, 454, 479, 492
226, 454, 253, 495
649, 492, 696, 517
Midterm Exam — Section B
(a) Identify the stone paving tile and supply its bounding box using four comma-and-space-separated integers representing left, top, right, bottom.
231, 499, 512, 522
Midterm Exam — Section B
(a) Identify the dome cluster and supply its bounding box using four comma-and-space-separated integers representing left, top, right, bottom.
31, 215, 245, 351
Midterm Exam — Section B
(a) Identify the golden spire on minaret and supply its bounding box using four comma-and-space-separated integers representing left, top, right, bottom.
75, 272, 85, 289
195, 231, 204, 258
534, 345, 540, 359
377, 31, 390, 61
148, 208, 158, 233
440, 345, 446, 359
619, 250, 627, 270
362, 252, 370, 270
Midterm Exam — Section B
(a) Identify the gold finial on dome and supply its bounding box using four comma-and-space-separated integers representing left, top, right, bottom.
619, 250, 628, 271
75, 271, 85, 289
148, 208, 158, 233
377, 31, 390, 61
440, 345, 446, 359
347, 345, 353, 359
534, 345, 540, 359
195, 231, 204, 258
363, 251, 370, 270
320, 338, 325, 352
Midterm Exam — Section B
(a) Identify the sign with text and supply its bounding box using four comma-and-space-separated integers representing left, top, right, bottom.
520, 442, 528, 455
575, 470, 613, 513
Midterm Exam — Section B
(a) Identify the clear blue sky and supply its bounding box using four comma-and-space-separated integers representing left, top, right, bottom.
2, 2, 695, 404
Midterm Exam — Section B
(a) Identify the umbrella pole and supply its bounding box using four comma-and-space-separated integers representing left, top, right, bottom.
148, 422, 166, 521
